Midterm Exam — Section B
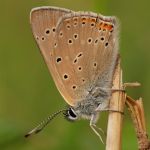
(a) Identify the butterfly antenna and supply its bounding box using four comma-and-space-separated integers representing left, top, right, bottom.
25, 109, 66, 138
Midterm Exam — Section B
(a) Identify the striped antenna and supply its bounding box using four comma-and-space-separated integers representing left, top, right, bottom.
25, 109, 66, 138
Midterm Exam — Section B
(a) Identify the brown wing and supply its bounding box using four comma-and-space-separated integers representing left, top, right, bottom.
52, 12, 119, 105
30, 7, 76, 106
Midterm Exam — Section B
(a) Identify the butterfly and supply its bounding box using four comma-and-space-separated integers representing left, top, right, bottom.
25, 6, 119, 142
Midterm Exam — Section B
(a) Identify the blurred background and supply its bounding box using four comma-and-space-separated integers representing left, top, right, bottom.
0, 0, 149, 149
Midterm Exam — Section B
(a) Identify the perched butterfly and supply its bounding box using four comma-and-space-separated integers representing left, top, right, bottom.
25, 6, 119, 142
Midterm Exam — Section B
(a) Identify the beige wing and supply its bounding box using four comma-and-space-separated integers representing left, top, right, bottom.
52, 12, 119, 105
30, 7, 77, 106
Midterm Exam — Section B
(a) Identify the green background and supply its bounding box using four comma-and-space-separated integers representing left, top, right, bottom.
0, 0, 150, 150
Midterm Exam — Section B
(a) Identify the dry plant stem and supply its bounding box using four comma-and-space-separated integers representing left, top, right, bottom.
106, 61, 126, 150
126, 96, 150, 150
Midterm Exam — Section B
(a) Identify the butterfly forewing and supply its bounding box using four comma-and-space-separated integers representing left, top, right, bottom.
30, 7, 76, 106
53, 12, 119, 104
30, 7, 72, 61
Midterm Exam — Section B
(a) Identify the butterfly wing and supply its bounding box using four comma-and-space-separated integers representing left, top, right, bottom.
30, 7, 77, 106
52, 12, 119, 105
30, 8, 119, 106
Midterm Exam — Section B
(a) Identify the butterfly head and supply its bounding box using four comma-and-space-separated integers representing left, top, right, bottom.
64, 107, 78, 121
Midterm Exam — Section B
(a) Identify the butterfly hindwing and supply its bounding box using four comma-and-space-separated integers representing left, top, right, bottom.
53, 12, 119, 104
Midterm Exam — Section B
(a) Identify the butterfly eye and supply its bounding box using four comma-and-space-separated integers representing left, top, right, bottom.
68, 108, 77, 118
64, 108, 78, 121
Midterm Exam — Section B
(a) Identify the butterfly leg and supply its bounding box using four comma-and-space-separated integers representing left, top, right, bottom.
112, 82, 141, 92
112, 88, 125, 92
95, 102, 124, 114
90, 114, 105, 144
96, 108, 124, 115
93, 87, 125, 95
123, 82, 141, 88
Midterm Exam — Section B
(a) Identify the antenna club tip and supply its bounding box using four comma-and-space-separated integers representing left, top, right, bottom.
24, 109, 66, 138
24, 133, 30, 138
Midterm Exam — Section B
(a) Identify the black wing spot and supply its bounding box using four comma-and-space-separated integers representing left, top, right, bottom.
94, 39, 98, 44
68, 39, 73, 44
77, 52, 83, 58
100, 37, 105, 41
52, 27, 56, 32
54, 43, 57, 47
72, 85, 77, 90
73, 34, 78, 39
99, 27, 101, 31
63, 74, 69, 80
41, 37, 45, 41
93, 62, 97, 68
73, 58, 78, 64
82, 78, 85, 82
87, 38, 92, 44
91, 23, 95, 27
59, 31, 63, 37
66, 24, 71, 29
45, 29, 50, 34
36, 36, 39, 40
81, 17, 86, 25
56, 57, 62, 63
105, 42, 109, 47
78, 66, 82, 71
